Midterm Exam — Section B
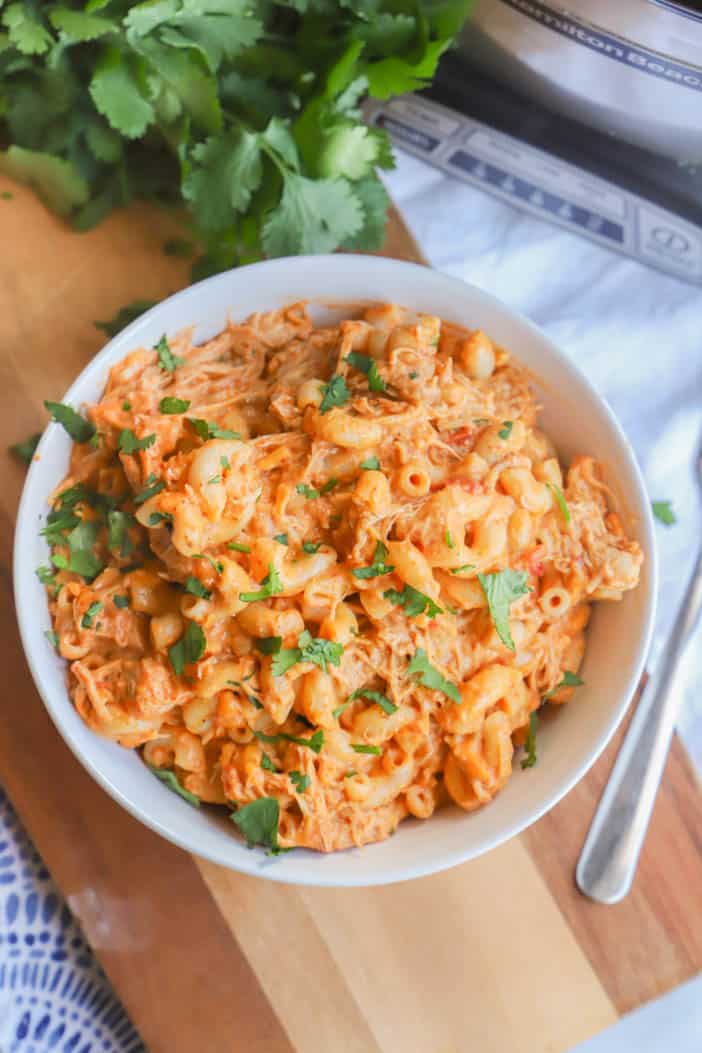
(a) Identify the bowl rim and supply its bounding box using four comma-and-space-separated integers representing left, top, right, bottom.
13, 254, 658, 885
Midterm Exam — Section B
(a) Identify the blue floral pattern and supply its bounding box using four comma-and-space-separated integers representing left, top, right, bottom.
0, 788, 145, 1053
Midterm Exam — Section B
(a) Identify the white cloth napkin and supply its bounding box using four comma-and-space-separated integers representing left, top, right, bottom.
384, 150, 702, 775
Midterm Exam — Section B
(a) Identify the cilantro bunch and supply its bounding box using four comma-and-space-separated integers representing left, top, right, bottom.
0, 0, 472, 276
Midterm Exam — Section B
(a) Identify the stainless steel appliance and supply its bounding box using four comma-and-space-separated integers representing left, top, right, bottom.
366, 0, 702, 284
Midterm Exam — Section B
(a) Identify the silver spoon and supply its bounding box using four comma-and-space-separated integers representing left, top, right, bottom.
576, 474, 702, 904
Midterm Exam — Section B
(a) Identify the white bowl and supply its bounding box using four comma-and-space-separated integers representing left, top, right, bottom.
14, 255, 657, 886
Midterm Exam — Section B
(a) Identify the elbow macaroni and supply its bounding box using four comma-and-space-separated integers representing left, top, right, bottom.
40, 301, 643, 853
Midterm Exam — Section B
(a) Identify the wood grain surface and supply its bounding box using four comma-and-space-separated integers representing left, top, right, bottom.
1, 175, 700, 1053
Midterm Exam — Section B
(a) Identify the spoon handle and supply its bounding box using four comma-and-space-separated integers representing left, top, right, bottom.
576, 545, 702, 904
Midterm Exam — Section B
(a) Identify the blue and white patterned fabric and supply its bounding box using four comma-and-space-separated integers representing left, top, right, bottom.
0, 788, 145, 1053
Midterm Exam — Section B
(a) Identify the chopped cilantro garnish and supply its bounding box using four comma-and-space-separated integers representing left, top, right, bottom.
345, 351, 385, 392
36, 565, 56, 586
351, 743, 381, 755
44, 629, 59, 650
254, 728, 324, 754
543, 671, 584, 700
289, 771, 310, 793
478, 570, 531, 651
548, 483, 571, 524
296, 482, 319, 499
147, 511, 173, 527
159, 396, 191, 414
407, 647, 460, 702
521, 713, 538, 769
351, 540, 394, 580
230, 797, 281, 853
184, 576, 211, 600
122, 401, 131, 412
133, 474, 165, 505
168, 621, 206, 676
118, 429, 156, 454
360, 455, 380, 471
445, 529, 454, 549
44, 401, 95, 443
256, 636, 282, 655
347, 687, 397, 715
451, 564, 476, 575
239, 564, 283, 603
227, 541, 251, 553
188, 418, 241, 440
384, 584, 442, 619
260, 752, 278, 772
270, 630, 343, 677
302, 541, 321, 554
113, 594, 129, 609
81, 601, 102, 629
498, 420, 513, 440
148, 765, 200, 806
652, 500, 676, 526
107, 510, 135, 556
156, 335, 183, 372
319, 374, 350, 414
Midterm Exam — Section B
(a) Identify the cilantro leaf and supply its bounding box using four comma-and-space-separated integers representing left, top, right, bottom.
270, 630, 343, 676
133, 473, 165, 504
478, 570, 531, 651
384, 584, 442, 619
498, 421, 513, 440
227, 540, 251, 553
107, 510, 135, 556
262, 174, 363, 257
319, 374, 351, 414
156, 336, 183, 372
113, 594, 129, 609
36, 565, 57, 586
260, 752, 278, 772
184, 576, 211, 600
521, 713, 538, 769
89, 47, 155, 139
160, 396, 191, 414
95, 301, 156, 338
451, 564, 476, 575
10, 432, 41, 465
81, 601, 103, 629
302, 541, 321, 554
351, 743, 381, 755
44, 401, 95, 443
231, 797, 280, 852
274, 533, 288, 546
289, 770, 310, 793
188, 418, 240, 440
118, 429, 156, 454
543, 671, 584, 700
254, 729, 324, 754
352, 540, 394, 580
360, 455, 380, 471
406, 647, 460, 702
168, 620, 206, 676
548, 483, 571, 524
256, 636, 282, 655
348, 687, 397, 715
239, 564, 283, 603
183, 129, 263, 230
148, 765, 200, 807
2, 3, 52, 54
652, 500, 676, 526
44, 629, 59, 650
271, 647, 301, 677
296, 482, 319, 500
49, 8, 116, 43
61, 520, 103, 580
345, 351, 385, 392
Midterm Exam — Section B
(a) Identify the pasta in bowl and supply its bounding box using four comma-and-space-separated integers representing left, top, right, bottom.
15, 256, 655, 882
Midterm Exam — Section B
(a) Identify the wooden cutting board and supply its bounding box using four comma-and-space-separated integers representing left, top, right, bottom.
1, 177, 700, 1053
